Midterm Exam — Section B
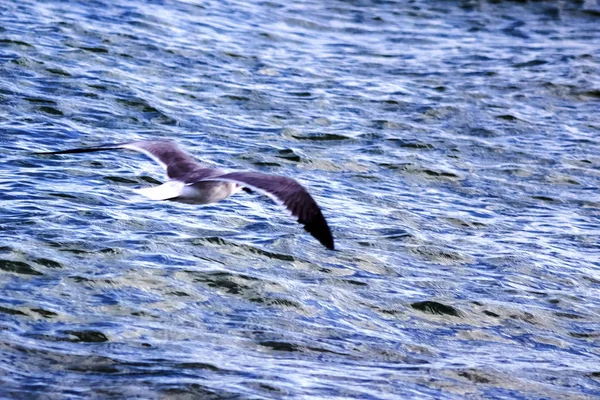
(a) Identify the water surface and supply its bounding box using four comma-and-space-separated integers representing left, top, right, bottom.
1, 0, 599, 398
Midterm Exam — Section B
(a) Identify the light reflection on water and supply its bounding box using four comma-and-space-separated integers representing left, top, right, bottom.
1, 0, 599, 398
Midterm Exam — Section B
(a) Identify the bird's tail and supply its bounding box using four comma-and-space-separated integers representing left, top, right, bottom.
133, 181, 185, 201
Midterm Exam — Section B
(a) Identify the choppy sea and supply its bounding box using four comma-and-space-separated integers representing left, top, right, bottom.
1, 0, 599, 398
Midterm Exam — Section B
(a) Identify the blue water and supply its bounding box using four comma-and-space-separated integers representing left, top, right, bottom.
1, 0, 600, 398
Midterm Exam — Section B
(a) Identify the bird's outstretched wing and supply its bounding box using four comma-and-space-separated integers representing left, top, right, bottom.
200, 171, 334, 250
36, 140, 201, 179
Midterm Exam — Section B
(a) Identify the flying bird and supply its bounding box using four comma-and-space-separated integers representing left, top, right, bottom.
36, 140, 334, 250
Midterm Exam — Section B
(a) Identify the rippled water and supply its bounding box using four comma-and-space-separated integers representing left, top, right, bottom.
1, 0, 600, 398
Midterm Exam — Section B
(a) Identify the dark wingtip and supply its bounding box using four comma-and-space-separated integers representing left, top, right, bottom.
34, 148, 101, 155
321, 230, 335, 250
319, 235, 335, 251
33, 143, 126, 156
302, 217, 335, 250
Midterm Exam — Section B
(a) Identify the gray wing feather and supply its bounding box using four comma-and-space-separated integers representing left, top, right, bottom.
125, 141, 201, 179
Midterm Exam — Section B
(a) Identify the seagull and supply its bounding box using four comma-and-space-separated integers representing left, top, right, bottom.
36, 140, 334, 250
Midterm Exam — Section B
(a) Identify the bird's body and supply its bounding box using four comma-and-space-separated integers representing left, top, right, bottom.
37, 140, 335, 249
